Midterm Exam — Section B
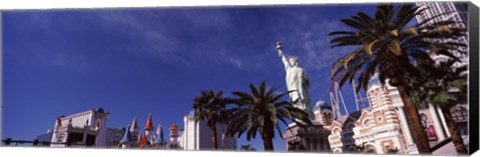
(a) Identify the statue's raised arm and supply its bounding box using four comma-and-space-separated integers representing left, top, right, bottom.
276, 41, 291, 69
274, 41, 314, 119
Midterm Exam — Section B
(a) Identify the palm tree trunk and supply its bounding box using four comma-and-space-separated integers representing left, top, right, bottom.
261, 132, 274, 151
261, 119, 274, 151
440, 107, 467, 154
211, 123, 218, 150
397, 86, 432, 153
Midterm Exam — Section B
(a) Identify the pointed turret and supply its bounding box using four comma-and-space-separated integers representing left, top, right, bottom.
154, 124, 166, 148
156, 124, 162, 135
137, 133, 142, 143
120, 125, 132, 144
144, 113, 154, 131
139, 133, 149, 148
155, 124, 165, 144
131, 116, 138, 131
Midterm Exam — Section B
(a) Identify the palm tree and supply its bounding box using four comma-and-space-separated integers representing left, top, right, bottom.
353, 143, 375, 154
240, 144, 257, 151
407, 59, 468, 154
226, 81, 312, 151
192, 90, 232, 150
328, 4, 466, 153
287, 140, 307, 151
386, 147, 399, 154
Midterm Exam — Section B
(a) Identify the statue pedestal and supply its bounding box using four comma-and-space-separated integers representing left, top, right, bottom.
283, 121, 331, 152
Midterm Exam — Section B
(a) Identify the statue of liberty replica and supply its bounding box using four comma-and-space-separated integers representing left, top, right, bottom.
276, 41, 314, 119
277, 41, 333, 152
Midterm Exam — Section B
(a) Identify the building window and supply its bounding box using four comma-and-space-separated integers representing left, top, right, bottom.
452, 107, 468, 121
375, 95, 382, 106
363, 119, 371, 127
385, 143, 391, 151
346, 123, 355, 131
333, 128, 341, 136
377, 116, 383, 123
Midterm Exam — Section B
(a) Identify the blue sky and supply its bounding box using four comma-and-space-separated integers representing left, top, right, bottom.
3, 4, 380, 151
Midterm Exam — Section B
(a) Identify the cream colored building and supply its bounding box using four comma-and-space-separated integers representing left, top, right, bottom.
50, 108, 110, 147
327, 74, 468, 154
182, 112, 237, 150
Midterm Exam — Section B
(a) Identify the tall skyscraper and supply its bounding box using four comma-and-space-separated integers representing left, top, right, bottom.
415, 2, 469, 65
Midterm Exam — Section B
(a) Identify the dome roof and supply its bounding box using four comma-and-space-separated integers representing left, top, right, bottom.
315, 100, 328, 107
314, 100, 332, 113
96, 107, 105, 113
367, 73, 382, 91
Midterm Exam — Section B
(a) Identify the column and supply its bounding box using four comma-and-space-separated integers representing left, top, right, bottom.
312, 138, 316, 151
82, 133, 87, 145
184, 117, 188, 150
428, 104, 446, 141
324, 138, 329, 150
396, 107, 418, 154
317, 138, 321, 151
195, 121, 199, 150
436, 106, 451, 137
397, 107, 413, 145
305, 138, 310, 150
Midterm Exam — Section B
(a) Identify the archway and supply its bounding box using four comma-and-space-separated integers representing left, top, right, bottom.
364, 144, 377, 154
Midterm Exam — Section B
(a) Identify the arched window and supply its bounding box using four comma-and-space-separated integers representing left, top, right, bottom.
363, 119, 371, 127
374, 94, 382, 106
332, 128, 341, 136
346, 123, 355, 131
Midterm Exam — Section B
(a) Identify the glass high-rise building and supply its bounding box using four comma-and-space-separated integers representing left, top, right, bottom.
416, 2, 469, 65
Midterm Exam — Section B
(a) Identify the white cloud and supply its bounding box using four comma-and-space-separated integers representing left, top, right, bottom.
52, 53, 89, 73
93, 9, 236, 67
228, 57, 244, 69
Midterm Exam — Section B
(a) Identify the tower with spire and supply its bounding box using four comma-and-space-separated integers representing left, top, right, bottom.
139, 133, 149, 148
118, 114, 176, 149
129, 116, 140, 143
119, 125, 133, 148
144, 113, 155, 144
154, 124, 166, 148
169, 124, 182, 149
